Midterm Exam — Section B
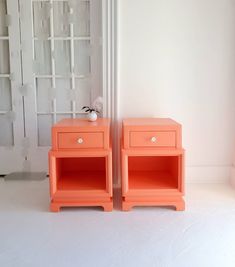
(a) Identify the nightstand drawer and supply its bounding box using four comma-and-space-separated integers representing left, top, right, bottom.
58, 132, 104, 149
130, 131, 176, 148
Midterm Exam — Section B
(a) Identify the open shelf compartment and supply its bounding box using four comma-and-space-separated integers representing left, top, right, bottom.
128, 155, 180, 190
56, 157, 107, 191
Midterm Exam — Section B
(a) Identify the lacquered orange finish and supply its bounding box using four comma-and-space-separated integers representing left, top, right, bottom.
52, 118, 110, 150
123, 118, 182, 149
58, 132, 104, 149
130, 131, 176, 148
49, 118, 113, 212
121, 118, 185, 211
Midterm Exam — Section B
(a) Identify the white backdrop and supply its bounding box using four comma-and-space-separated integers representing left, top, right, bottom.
117, 0, 235, 183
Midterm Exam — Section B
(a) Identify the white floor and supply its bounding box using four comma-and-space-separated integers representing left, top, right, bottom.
0, 179, 235, 267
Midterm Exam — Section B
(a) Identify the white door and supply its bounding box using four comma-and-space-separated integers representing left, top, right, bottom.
0, 0, 112, 175
19, 0, 103, 172
0, 0, 25, 174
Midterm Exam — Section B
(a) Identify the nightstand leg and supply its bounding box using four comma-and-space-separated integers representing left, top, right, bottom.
122, 202, 132, 211
50, 202, 60, 212
175, 200, 185, 211
103, 202, 113, 212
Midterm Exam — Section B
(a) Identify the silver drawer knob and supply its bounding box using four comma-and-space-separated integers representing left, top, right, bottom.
77, 138, 83, 144
151, 136, 157, 143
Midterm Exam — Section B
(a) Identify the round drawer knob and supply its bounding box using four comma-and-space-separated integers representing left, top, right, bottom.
151, 136, 157, 143
77, 138, 83, 144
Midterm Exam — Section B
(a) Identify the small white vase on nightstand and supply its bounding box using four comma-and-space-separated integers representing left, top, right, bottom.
88, 111, 97, 122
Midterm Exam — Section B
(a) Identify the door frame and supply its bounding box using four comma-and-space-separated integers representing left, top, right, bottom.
102, 0, 118, 184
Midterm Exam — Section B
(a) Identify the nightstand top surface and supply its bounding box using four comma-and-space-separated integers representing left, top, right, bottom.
53, 118, 110, 128
123, 118, 180, 126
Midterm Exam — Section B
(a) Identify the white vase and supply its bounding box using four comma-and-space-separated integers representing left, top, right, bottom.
87, 111, 97, 122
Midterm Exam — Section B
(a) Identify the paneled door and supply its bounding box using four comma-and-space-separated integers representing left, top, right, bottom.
19, 0, 103, 172
0, 0, 106, 174
0, 0, 25, 174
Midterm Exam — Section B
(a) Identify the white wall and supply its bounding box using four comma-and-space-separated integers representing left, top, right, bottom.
117, 0, 235, 182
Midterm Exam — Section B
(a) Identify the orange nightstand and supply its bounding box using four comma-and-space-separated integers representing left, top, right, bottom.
49, 118, 113, 212
121, 118, 185, 211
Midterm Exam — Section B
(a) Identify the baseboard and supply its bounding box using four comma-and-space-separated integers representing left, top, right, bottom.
230, 166, 235, 187
186, 166, 231, 183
